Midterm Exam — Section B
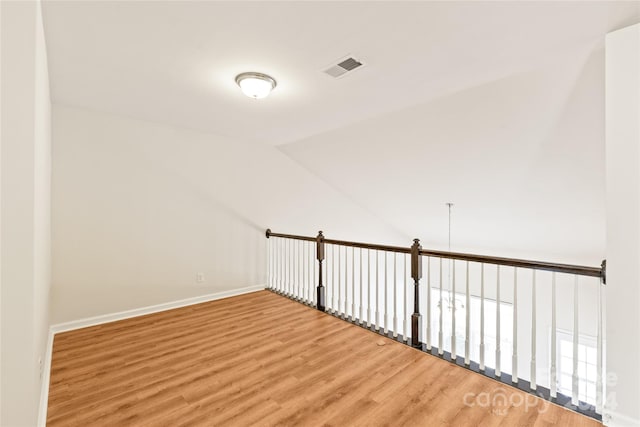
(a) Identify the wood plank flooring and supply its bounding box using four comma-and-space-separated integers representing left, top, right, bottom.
47, 290, 600, 426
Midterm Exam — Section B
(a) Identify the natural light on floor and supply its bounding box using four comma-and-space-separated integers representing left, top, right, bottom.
426, 289, 597, 406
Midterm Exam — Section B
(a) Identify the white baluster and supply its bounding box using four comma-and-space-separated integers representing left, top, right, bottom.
422, 256, 426, 345
338, 245, 342, 313
393, 253, 398, 337
299, 240, 303, 301
266, 237, 271, 289
323, 244, 327, 307
297, 240, 302, 300
293, 240, 297, 299
465, 261, 470, 365
408, 254, 412, 342
286, 239, 290, 296
328, 244, 333, 311
512, 267, 518, 383
439, 257, 444, 355
596, 277, 603, 414
352, 247, 356, 320
280, 238, 284, 294
480, 263, 485, 371
531, 270, 537, 390
303, 241, 308, 303
298, 240, 302, 299
404, 253, 408, 342
344, 245, 348, 316
279, 238, 283, 293
287, 239, 291, 296
367, 249, 372, 327
360, 248, 364, 324
551, 272, 557, 398
452, 260, 457, 360
338, 246, 343, 314
313, 241, 317, 305
384, 251, 388, 334
290, 239, 294, 297
496, 265, 501, 377
302, 241, 306, 302
272, 238, 276, 290
427, 256, 432, 351
324, 244, 329, 304
376, 251, 380, 330
296, 240, 304, 301
310, 242, 318, 305
308, 241, 312, 304
331, 245, 336, 312
273, 238, 277, 290
572, 275, 579, 406
345, 245, 349, 316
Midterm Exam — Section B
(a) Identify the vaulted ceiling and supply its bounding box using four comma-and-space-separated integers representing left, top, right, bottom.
42, 1, 638, 145
42, 1, 640, 264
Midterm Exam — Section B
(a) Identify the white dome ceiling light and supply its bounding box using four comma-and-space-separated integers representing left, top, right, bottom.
235, 72, 277, 99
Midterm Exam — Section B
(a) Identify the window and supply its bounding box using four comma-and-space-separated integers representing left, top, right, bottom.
556, 331, 597, 405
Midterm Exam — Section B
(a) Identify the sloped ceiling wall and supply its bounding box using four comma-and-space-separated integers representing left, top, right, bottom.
41, 1, 638, 147
280, 46, 606, 265
40, 1, 639, 267
51, 105, 410, 322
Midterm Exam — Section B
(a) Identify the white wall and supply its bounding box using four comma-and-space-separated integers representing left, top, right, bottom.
0, 1, 52, 425
281, 46, 606, 266
1, 0, 3, 416
605, 23, 640, 427
51, 105, 407, 323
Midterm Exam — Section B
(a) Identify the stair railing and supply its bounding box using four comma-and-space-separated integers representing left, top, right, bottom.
265, 229, 605, 421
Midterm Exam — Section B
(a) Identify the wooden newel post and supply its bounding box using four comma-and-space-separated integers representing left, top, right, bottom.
316, 231, 326, 311
411, 238, 422, 348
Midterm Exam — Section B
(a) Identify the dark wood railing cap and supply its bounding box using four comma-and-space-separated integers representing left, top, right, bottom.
265, 229, 604, 280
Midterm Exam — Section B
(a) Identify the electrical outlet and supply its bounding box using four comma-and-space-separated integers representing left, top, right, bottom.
196, 273, 205, 283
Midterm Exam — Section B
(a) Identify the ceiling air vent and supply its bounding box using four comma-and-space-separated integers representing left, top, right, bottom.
323, 56, 365, 78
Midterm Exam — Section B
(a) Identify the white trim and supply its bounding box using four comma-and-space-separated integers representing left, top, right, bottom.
37, 284, 265, 425
604, 410, 640, 427
37, 328, 55, 427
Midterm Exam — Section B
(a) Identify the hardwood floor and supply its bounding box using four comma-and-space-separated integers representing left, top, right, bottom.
47, 290, 600, 426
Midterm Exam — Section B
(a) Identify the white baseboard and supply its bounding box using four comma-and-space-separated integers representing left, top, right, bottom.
38, 284, 266, 426
50, 284, 265, 333
604, 410, 640, 427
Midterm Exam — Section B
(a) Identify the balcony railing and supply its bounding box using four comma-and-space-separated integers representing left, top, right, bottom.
265, 229, 605, 421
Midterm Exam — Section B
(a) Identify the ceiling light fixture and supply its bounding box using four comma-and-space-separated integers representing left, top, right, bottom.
235, 72, 277, 99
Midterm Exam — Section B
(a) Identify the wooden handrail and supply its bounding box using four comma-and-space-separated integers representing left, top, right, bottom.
324, 238, 411, 255
265, 229, 605, 281
266, 230, 315, 242
418, 249, 602, 278
267, 230, 411, 254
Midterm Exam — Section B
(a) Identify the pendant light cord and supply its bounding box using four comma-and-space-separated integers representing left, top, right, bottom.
447, 203, 454, 309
